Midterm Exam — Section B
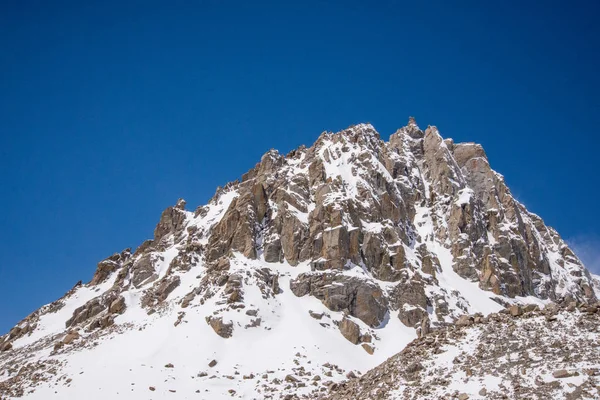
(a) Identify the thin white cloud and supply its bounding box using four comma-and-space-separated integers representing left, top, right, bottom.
567, 235, 600, 275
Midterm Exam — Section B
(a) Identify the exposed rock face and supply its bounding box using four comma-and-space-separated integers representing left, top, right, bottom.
195, 120, 594, 331
89, 249, 131, 286
290, 273, 387, 327
109, 296, 126, 314
154, 198, 188, 246
392, 278, 429, 327
65, 290, 121, 328
129, 253, 160, 288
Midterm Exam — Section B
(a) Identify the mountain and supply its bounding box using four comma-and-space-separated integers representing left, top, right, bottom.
321, 302, 600, 400
1, 119, 597, 399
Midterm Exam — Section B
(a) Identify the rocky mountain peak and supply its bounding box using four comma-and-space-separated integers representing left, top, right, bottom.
407, 116, 418, 128
1, 119, 597, 399
393, 117, 424, 140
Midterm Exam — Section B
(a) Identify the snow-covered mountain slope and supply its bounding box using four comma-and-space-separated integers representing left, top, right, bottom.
1, 118, 597, 399
322, 303, 600, 400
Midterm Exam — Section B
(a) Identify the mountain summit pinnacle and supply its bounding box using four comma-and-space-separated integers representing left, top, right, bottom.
1, 119, 597, 399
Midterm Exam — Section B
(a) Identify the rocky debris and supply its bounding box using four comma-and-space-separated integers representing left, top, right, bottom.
0, 359, 63, 398
140, 275, 181, 308
224, 273, 244, 304
319, 304, 600, 399
168, 243, 203, 273
209, 360, 218, 368
206, 316, 233, 338
253, 268, 281, 298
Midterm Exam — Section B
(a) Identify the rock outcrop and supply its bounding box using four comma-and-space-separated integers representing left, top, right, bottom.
290, 273, 387, 327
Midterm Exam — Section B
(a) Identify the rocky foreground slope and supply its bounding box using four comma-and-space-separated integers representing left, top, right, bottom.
0, 119, 598, 399
322, 302, 600, 400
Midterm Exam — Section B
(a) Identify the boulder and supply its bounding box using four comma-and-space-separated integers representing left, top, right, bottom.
456, 315, 473, 327
63, 330, 80, 345
339, 317, 361, 344
508, 304, 521, 317
0, 342, 12, 352
109, 296, 126, 314
361, 343, 374, 355
206, 316, 233, 338
553, 369, 577, 379
523, 304, 539, 313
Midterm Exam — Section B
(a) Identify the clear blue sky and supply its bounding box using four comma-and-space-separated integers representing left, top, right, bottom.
1, 1, 599, 334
